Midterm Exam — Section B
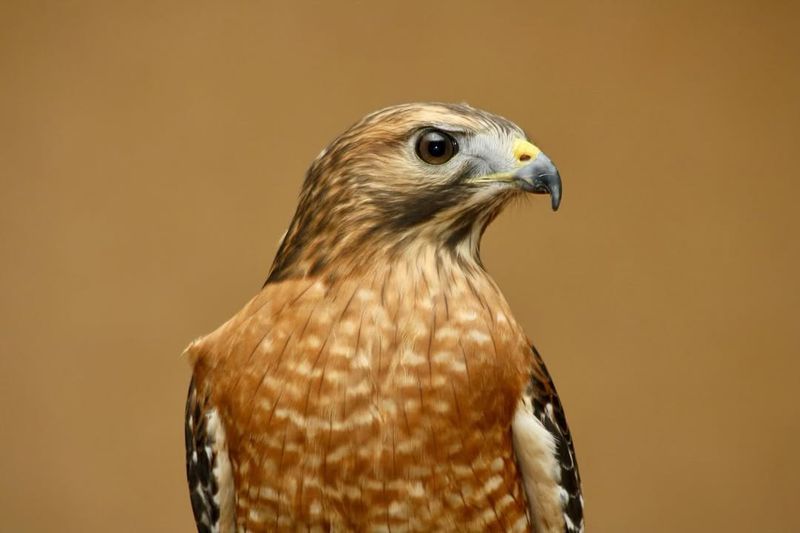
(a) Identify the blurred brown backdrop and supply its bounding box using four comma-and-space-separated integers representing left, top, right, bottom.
1, 1, 798, 531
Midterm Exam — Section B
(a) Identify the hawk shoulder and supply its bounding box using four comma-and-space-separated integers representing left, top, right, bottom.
185, 378, 236, 533
512, 344, 584, 533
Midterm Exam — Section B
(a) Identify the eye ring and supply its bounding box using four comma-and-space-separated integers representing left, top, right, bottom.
415, 129, 458, 165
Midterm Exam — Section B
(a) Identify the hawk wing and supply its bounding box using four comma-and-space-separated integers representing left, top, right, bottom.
185, 379, 236, 533
512, 344, 584, 533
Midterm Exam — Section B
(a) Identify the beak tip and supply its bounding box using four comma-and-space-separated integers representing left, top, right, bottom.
551, 185, 562, 212
512, 153, 563, 212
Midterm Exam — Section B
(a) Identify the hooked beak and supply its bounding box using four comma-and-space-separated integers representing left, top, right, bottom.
467, 138, 563, 211
512, 152, 562, 211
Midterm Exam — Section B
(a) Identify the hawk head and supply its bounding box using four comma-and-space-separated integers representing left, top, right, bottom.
268, 103, 561, 283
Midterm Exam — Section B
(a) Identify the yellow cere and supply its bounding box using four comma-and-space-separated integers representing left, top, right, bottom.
512, 139, 541, 165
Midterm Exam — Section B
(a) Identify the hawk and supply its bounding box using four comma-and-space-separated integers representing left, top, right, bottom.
185, 103, 583, 532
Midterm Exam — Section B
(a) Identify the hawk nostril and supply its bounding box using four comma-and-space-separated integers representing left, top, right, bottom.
519, 154, 531, 162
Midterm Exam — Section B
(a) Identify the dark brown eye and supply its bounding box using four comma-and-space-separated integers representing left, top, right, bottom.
415, 129, 458, 165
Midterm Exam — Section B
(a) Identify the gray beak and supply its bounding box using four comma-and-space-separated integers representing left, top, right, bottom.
512, 153, 562, 211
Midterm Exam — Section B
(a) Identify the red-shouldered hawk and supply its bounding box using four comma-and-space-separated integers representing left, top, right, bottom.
185, 103, 583, 532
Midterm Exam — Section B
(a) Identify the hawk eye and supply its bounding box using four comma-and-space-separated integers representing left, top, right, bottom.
415, 129, 458, 165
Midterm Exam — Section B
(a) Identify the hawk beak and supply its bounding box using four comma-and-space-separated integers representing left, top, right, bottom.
512, 153, 562, 211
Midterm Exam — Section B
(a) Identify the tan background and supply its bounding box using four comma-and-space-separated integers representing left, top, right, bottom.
2, 1, 799, 531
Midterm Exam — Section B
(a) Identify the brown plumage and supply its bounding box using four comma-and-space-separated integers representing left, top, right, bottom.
185, 103, 582, 532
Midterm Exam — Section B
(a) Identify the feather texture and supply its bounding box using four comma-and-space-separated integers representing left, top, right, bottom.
184, 103, 582, 531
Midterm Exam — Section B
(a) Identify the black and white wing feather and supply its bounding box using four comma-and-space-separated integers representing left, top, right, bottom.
185, 379, 236, 533
512, 344, 584, 533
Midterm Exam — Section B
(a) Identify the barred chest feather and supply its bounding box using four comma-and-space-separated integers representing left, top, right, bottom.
189, 251, 536, 531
